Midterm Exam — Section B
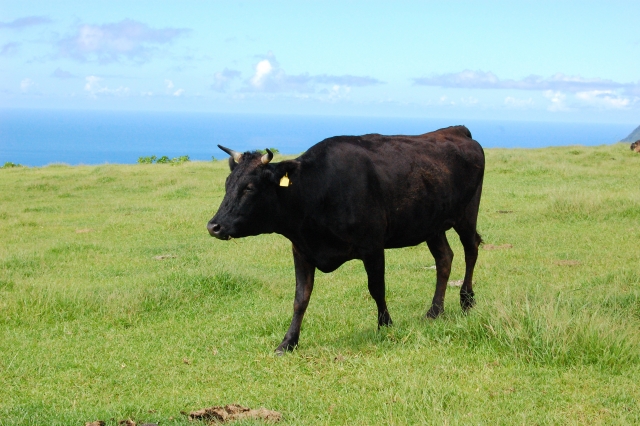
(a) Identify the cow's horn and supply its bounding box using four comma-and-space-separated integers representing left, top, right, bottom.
261, 148, 273, 165
218, 144, 242, 163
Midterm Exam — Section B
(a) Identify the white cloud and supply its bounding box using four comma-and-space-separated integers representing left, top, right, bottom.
312, 75, 383, 87
250, 59, 274, 88
211, 68, 241, 92
58, 19, 189, 63
413, 70, 639, 95
0, 16, 52, 30
575, 90, 631, 109
242, 53, 382, 93
415, 70, 499, 89
439, 95, 455, 105
164, 79, 183, 96
51, 68, 76, 79
0, 42, 19, 56
460, 96, 479, 106
84, 75, 129, 98
504, 96, 534, 109
544, 90, 568, 112
20, 78, 34, 91
411, 69, 640, 112
84, 75, 101, 92
319, 84, 352, 101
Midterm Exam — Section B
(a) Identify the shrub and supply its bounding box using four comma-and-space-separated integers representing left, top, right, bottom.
137, 155, 190, 165
257, 148, 280, 154
137, 155, 157, 164
2, 162, 23, 168
170, 155, 190, 165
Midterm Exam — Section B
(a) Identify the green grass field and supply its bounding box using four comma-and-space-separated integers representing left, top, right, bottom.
1, 143, 639, 425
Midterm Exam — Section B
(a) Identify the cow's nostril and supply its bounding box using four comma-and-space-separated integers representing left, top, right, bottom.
207, 221, 222, 237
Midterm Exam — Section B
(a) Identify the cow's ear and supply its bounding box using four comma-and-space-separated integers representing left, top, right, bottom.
270, 160, 299, 184
228, 156, 237, 171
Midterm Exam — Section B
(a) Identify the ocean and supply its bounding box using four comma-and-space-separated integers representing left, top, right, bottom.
0, 109, 634, 167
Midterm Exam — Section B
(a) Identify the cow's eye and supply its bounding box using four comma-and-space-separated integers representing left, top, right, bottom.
244, 184, 255, 192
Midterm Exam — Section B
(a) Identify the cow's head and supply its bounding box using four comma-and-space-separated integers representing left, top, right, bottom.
207, 145, 295, 240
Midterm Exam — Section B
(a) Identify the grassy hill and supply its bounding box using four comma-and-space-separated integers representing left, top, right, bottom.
621, 124, 640, 142
1, 143, 639, 425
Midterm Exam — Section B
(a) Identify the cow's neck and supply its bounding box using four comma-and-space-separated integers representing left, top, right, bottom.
272, 183, 305, 242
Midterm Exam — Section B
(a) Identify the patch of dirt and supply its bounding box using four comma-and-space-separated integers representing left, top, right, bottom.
554, 260, 581, 266
448, 280, 463, 287
189, 404, 282, 423
75, 228, 92, 233
153, 254, 177, 260
88, 419, 157, 426
483, 244, 513, 250
496, 210, 514, 214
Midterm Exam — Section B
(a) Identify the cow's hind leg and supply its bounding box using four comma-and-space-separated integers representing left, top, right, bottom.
276, 244, 315, 354
426, 232, 453, 318
363, 250, 392, 327
454, 185, 483, 311
454, 226, 481, 311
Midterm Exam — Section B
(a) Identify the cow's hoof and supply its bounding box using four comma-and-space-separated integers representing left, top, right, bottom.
425, 305, 443, 319
460, 289, 476, 311
377, 311, 393, 327
275, 341, 297, 354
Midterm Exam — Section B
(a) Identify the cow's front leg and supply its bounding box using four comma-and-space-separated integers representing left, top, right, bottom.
276, 245, 315, 354
363, 250, 392, 327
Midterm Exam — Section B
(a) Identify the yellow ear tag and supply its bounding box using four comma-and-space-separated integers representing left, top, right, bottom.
279, 173, 291, 187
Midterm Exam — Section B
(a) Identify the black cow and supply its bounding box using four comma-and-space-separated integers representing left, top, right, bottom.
208, 125, 485, 353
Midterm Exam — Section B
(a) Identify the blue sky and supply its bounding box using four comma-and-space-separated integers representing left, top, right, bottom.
1, 0, 639, 122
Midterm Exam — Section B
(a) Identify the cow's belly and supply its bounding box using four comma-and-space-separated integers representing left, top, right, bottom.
300, 240, 357, 273
383, 204, 459, 248
286, 225, 360, 273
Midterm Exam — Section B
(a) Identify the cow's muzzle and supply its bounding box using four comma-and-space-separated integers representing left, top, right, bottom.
207, 220, 229, 240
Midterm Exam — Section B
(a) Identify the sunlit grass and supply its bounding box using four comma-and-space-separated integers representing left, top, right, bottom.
0, 144, 639, 424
